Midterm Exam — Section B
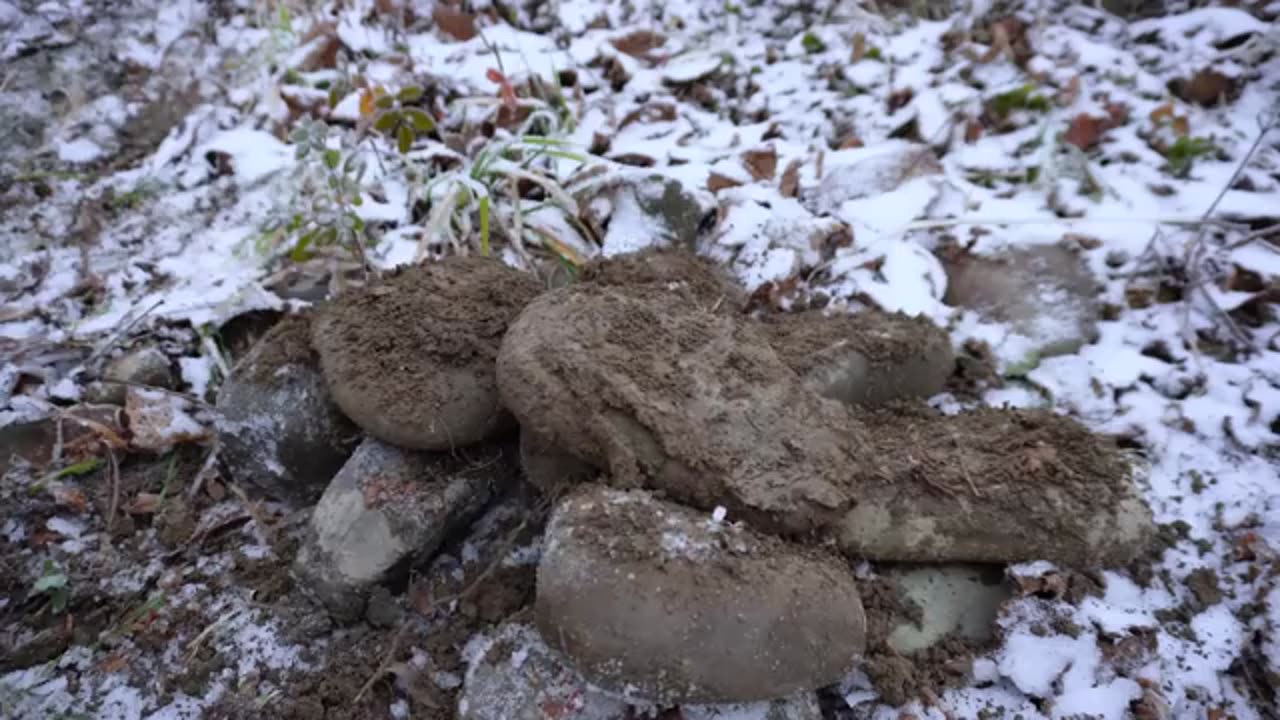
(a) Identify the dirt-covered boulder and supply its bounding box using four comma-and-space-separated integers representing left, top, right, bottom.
838, 406, 1155, 567
580, 247, 744, 310
536, 485, 866, 704
215, 314, 358, 504
292, 437, 517, 621
498, 282, 860, 537
758, 309, 954, 407
311, 256, 542, 451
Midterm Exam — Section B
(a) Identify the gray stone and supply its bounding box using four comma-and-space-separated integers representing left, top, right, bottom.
458, 623, 628, 720
215, 314, 359, 505
292, 437, 516, 621
86, 346, 174, 404
883, 564, 1009, 654
682, 693, 823, 720
0, 404, 123, 477
807, 141, 942, 216
944, 243, 1101, 360
536, 485, 866, 705
599, 175, 710, 255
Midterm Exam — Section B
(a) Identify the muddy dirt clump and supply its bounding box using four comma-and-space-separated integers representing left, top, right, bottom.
840, 403, 1155, 567
536, 485, 865, 704
580, 246, 745, 310
757, 309, 954, 407
312, 256, 542, 451
216, 313, 360, 504
498, 282, 861, 536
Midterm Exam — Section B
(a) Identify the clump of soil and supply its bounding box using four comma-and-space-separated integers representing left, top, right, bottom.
843, 403, 1153, 566
498, 282, 862, 537
579, 247, 744, 310
235, 313, 318, 385
757, 309, 955, 407
312, 256, 542, 450
857, 574, 985, 707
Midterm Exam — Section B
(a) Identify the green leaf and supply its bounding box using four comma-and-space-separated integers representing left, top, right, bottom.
318, 226, 339, 247
328, 88, 342, 108
290, 230, 317, 262
375, 94, 397, 110
373, 111, 400, 133
54, 458, 102, 479
351, 193, 363, 206
348, 213, 365, 232
404, 108, 434, 133
801, 32, 825, 54
478, 195, 491, 257
295, 145, 310, 160
397, 125, 415, 154
323, 149, 341, 170
34, 571, 68, 593
397, 85, 424, 103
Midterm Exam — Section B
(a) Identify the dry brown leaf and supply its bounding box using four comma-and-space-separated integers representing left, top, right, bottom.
610, 152, 656, 167
97, 653, 130, 674
741, 145, 777, 181
125, 388, 211, 453
432, 4, 477, 41
126, 493, 164, 515
964, 119, 983, 143
850, 32, 866, 63
296, 24, 341, 71
778, 159, 801, 198
1175, 68, 1236, 107
706, 172, 744, 192
837, 136, 864, 150
1064, 113, 1104, 149
887, 88, 914, 113
609, 30, 665, 60
53, 487, 88, 514
1058, 75, 1081, 107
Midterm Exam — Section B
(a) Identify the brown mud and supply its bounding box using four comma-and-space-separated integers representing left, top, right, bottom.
312, 256, 541, 451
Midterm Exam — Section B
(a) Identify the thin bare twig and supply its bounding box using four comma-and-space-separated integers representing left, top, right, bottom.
352, 503, 543, 705
106, 450, 121, 534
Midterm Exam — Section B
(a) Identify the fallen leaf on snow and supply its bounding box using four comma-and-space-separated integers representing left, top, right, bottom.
432, 5, 477, 41
125, 388, 211, 453
1174, 67, 1236, 107
707, 172, 744, 193
610, 30, 665, 60
778, 159, 801, 197
741, 145, 777, 181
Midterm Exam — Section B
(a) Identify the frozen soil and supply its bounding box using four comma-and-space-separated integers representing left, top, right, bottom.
311, 257, 542, 450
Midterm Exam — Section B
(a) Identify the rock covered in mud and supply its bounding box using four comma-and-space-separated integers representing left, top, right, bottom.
682, 694, 823, 720
292, 437, 517, 621
536, 485, 866, 704
458, 623, 628, 720
215, 314, 358, 504
838, 406, 1155, 567
311, 256, 542, 451
580, 247, 744, 310
519, 427, 596, 495
759, 309, 954, 407
944, 243, 1100, 359
498, 282, 860, 536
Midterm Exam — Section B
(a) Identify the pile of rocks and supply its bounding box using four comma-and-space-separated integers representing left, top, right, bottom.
214, 249, 1156, 716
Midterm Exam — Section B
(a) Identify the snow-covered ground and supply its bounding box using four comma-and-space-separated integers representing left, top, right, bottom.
2, 0, 1279, 718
